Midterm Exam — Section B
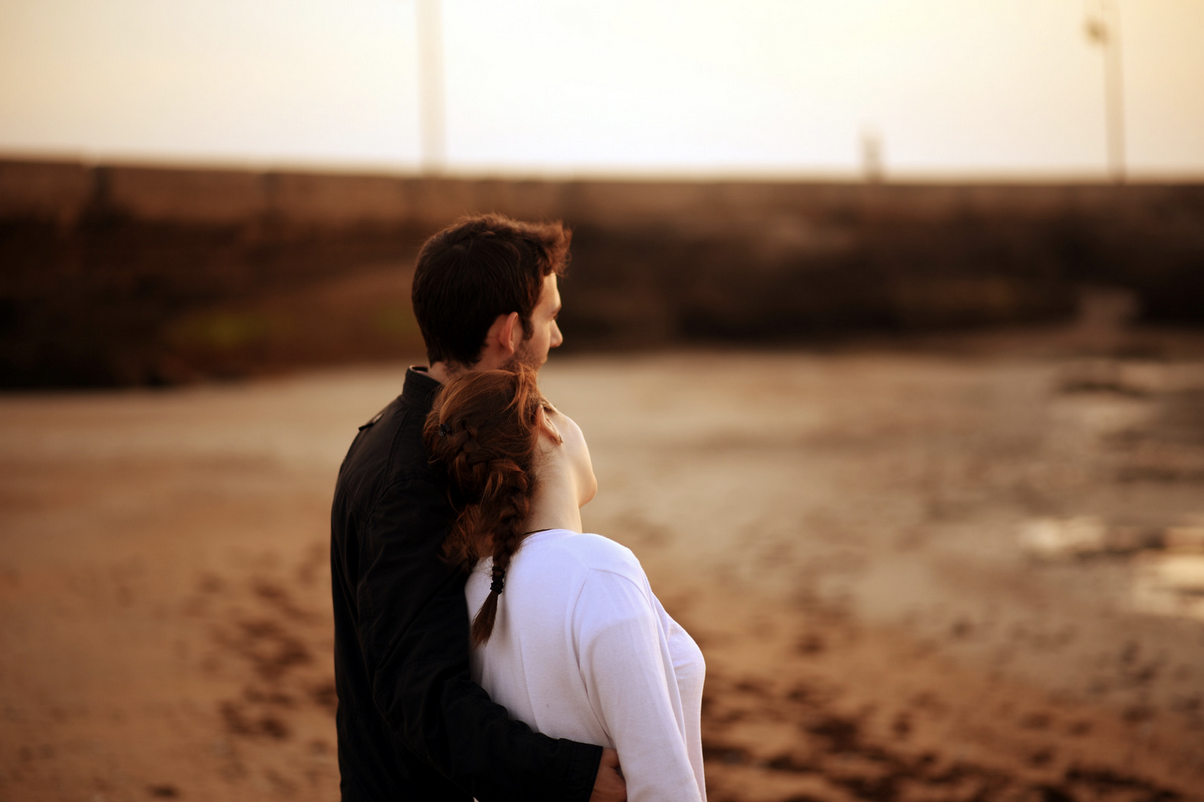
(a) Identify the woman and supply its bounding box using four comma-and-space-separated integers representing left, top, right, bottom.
424, 367, 706, 802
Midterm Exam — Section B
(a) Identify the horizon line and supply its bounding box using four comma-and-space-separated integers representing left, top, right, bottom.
3, 149, 1204, 187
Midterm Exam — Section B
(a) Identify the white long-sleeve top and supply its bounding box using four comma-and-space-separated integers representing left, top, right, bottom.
466, 529, 706, 802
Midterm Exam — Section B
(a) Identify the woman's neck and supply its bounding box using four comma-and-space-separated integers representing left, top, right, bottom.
523, 467, 583, 535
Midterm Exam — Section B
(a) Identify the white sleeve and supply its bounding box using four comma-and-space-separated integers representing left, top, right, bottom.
574, 569, 704, 802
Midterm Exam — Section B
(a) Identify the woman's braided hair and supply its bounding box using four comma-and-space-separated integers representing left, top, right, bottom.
423, 366, 545, 646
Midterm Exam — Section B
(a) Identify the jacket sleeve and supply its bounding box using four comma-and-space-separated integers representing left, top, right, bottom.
575, 569, 705, 802
358, 475, 602, 801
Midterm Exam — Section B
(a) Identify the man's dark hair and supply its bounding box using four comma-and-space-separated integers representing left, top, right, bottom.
411, 214, 571, 368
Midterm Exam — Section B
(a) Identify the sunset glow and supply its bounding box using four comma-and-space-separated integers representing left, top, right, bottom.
1, 0, 1202, 179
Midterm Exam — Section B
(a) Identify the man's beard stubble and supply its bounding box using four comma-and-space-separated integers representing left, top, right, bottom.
503, 338, 543, 373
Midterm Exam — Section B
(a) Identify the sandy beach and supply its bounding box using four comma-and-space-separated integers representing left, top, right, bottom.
2, 341, 1203, 801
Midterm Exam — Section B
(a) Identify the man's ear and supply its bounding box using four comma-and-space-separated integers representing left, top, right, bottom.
498, 312, 521, 356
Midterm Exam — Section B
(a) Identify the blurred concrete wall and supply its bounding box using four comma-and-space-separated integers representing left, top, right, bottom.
2, 159, 1202, 386
7, 158, 1202, 231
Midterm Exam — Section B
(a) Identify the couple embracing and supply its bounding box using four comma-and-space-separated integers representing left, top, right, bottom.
330, 215, 706, 801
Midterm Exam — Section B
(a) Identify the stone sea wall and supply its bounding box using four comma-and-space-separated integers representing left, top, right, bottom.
2, 159, 1201, 386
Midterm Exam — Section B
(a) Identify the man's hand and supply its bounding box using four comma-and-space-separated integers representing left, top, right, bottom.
589, 747, 626, 802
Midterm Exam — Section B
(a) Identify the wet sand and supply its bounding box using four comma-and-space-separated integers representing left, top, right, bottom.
2, 341, 1203, 801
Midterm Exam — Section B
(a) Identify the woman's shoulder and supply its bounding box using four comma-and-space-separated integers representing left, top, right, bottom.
520, 529, 643, 581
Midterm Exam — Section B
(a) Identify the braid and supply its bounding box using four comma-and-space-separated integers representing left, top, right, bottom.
423, 367, 545, 645
469, 470, 530, 646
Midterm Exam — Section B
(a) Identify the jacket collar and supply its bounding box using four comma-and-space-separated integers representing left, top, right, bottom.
401, 366, 442, 412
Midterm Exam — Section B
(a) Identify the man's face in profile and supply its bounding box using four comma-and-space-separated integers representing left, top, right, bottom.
514, 274, 564, 372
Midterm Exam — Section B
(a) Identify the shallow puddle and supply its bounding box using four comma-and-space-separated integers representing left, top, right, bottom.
1131, 551, 1204, 622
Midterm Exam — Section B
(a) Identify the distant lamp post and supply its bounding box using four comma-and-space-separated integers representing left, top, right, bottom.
861, 127, 884, 184
1084, 1, 1125, 183
416, 0, 447, 174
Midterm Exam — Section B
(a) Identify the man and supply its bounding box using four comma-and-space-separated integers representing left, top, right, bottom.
330, 214, 625, 801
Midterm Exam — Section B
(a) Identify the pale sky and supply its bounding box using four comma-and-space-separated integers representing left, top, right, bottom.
1, 0, 1202, 180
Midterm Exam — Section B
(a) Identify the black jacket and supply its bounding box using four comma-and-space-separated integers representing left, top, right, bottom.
330, 368, 602, 800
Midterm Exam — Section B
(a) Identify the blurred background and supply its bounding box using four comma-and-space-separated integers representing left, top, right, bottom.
1, 0, 1203, 385
3, 2, 1204, 801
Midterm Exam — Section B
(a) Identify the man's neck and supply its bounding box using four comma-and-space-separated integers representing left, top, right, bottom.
429, 354, 514, 384
425, 362, 457, 384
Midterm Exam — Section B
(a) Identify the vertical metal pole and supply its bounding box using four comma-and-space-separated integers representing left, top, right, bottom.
861, 127, 883, 183
416, 0, 446, 174
1102, 0, 1125, 183
1087, 1, 1125, 183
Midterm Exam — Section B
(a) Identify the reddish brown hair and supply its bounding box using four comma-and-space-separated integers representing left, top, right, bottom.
423, 366, 544, 646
